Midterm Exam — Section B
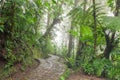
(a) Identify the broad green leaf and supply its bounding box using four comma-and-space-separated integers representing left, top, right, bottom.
80, 26, 93, 42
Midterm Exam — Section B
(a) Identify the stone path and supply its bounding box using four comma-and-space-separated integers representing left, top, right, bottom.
25, 54, 66, 80
6, 54, 66, 80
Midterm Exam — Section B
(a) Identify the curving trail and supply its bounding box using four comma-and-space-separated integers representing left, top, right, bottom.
6, 54, 106, 80
25, 54, 66, 80
6, 54, 66, 80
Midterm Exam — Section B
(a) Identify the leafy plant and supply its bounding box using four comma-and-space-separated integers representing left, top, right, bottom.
82, 62, 94, 75
65, 54, 76, 69
107, 0, 114, 10
59, 69, 70, 80
106, 66, 120, 80
93, 58, 106, 76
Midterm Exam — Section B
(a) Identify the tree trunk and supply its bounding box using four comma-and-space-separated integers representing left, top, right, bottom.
67, 0, 79, 57
67, 26, 74, 57
75, 0, 87, 65
104, 0, 120, 59
42, 1, 63, 38
93, 0, 97, 54
103, 32, 114, 59
42, 17, 60, 38
76, 0, 87, 55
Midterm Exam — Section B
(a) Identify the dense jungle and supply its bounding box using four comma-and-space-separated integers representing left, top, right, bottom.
0, 0, 120, 80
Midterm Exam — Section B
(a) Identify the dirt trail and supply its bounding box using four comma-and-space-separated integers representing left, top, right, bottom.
8, 54, 66, 80
67, 72, 106, 80
6, 55, 106, 80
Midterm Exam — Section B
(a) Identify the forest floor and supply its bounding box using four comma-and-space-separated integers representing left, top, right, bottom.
6, 54, 66, 80
67, 72, 106, 80
5, 54, 106, 80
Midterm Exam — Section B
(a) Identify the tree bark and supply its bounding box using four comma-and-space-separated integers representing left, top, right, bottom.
103, 0, 120, 59
67, 0, 79, 57
103, 31, 115, 59
93, 0, 97, 54
67, 25, 74, 57
42, 17, 60, 38
42, 1, 63, 38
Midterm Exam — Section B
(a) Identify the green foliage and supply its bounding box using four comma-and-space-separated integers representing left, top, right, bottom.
55, 45, 77, 69
80, 48, 102, 76
93, 58, 106, 76
0, 0, 44, 78
0, 26, 4, 32
105, 62, 120, 80
107, 0, 114, 10
67, 1, 120, 80
102, 16, 120, 31
80, 48, 120, 79
110, 48, 120, 65
65, 54, 76, 69
105, 49, 120, 80
82, 58, 111, 77
79, 46, 95, 75
39, 37, 55, 58
68, 2, 105, 52
69, 3, 104, 27
81, 46, 94, 63
80, 26, 93, 42
82, 62, 94, 75
1, 0, 120, 80
0, 66, 16, 79
59, 69, 70, 80
55, 45, 67, 57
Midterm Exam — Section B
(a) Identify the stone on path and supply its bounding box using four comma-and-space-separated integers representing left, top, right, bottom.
25, 54, 66, 80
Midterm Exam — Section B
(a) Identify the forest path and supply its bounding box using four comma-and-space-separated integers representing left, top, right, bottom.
6, 54, 106, 80
9, 54, 66, 80
26, 54, 66, 80
67, 72, 106, 80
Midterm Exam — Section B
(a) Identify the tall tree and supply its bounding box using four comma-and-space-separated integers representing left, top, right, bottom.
93, 0, 97, 54
42, 0, 62, 38
103, 0, 120, 59
67, 0, 79, 57
76, 0, 87, 59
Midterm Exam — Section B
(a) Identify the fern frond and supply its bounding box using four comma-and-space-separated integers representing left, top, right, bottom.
102, 16, 120, 31
68, 3, 105, 27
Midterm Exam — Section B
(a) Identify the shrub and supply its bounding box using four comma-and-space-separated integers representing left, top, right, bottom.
65, 54, 76, 69
106, 66, 120, 80
82, 62, 94, 75
59, 69, 70, 80
93, 58, 106, 77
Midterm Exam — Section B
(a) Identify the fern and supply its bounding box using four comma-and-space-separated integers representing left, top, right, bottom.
102, 16, 120, 31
